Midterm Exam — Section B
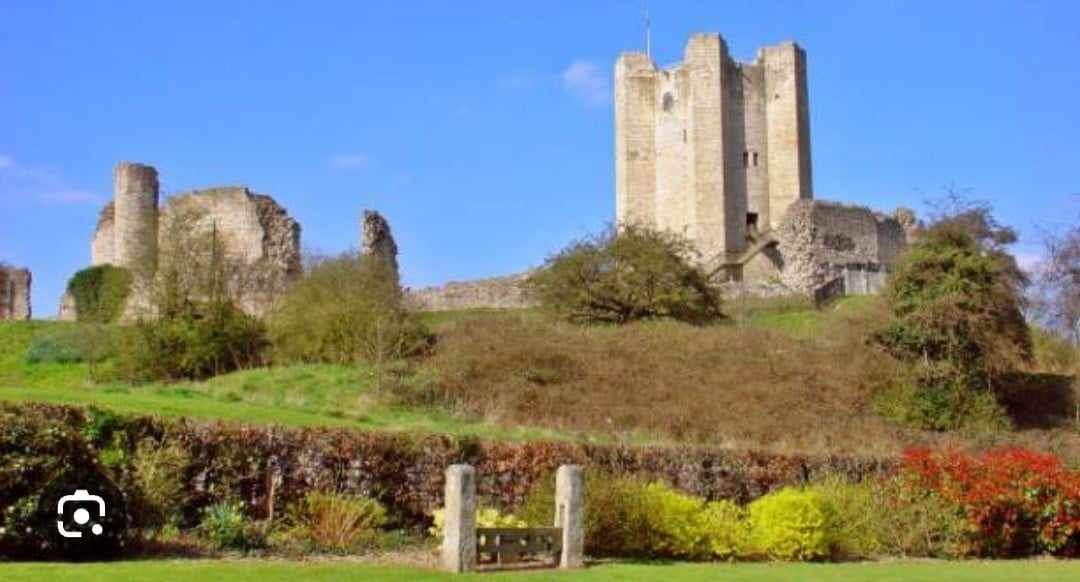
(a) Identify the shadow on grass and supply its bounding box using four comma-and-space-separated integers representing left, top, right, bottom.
1000, 372, 1076, 429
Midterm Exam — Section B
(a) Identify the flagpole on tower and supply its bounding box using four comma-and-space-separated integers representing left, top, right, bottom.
644, 4, 652, 62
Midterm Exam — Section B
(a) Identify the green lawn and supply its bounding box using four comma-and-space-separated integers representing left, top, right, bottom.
3, 559, 1077, 581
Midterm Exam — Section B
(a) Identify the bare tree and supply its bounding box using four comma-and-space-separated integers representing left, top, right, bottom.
1034, 207, 1080, 346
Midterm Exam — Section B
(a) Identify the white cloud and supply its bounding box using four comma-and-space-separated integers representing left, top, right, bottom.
562, 60, 611, 106
330, 153, 370, 170
0, 154, 101, 205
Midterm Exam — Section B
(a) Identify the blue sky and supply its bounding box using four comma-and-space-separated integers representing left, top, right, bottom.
2, 1, 1078, 316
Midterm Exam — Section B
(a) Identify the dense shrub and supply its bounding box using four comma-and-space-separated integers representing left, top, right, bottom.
0, 408, 100, 558
698, 499, 750, 560
517, 473, 747, 560
66, 265, 132, 323
900, 447, 1080, 557
282, 491, 387, 553
874, 200, 1031, 430
0, 401, 889, 561
196, 500, 267, 552
748, 488, 832, 561
527, 224, 723, 325
119, 210, 268, 381
121, 299, 267, 381
132, 438, 191, 531
271, 253, 429, 366
807, 473, 963, 558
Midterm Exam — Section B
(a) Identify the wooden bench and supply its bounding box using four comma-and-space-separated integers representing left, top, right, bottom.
476, 527, 562, 566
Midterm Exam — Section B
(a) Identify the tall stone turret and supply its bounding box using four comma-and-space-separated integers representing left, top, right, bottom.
112, 162, 160, 278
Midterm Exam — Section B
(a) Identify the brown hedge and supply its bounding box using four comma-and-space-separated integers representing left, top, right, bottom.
0, 401, 895, 531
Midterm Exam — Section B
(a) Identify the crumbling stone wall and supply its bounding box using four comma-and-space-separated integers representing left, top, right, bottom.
406, 273, 536, 312
91, 203, 115, 266
360, 210, 399, 276
0, 265, 32, 320
158, 187, 301, 316
86, 162, 301, 318
775, 200, 908, 293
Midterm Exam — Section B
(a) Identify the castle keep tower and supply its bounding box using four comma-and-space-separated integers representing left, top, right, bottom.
112, 162, 160, 277
615, 33, 812, 270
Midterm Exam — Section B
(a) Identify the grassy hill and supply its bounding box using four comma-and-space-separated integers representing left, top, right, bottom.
2, 296, 1076, 460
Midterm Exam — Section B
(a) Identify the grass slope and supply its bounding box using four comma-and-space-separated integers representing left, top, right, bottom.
4, 559, 1078, 581
2, 296, 1076, 459
0, 321, 562, 441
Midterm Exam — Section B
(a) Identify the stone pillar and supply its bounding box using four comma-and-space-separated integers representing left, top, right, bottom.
442, 464, 477, 573
112, 162, 160, 278
555, 465, 585, 569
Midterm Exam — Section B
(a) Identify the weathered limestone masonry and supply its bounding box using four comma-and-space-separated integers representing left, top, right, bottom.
616, 33, 812, 271
0, 265, 32, 320
360, 209, 399, 277
615, 33, 909, 294
406, 273, 536, 312
775, 200, 909, 294
80, 162, 301, 318
158, 187, 302, 315
111, 162, 160, 278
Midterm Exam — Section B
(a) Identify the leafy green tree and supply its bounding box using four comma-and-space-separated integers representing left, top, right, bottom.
528, 224, 722, 325
120, 210, 266, 381
270, 252, 428, 366
874, 197, 1032, 430
66, 265, 132, 323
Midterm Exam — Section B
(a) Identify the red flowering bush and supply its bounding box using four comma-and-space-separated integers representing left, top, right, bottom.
900, 447, 1080, 557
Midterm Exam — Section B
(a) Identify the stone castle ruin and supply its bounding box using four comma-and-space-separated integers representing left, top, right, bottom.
0, 265, 32, 320
360, 210, 400, 276
616, 33, 911, 294
405, 33, 913, 312
40, 31, 909, 319
68, 162, 302, 318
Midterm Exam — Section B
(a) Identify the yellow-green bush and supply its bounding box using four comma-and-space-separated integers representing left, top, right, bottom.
428, 506, 526, 539
806, 474, 965, 559
698, 500, 749, 560
748, 487, 832, 561
805, 474, 879, 557
282, 491, 387, 553
642, 483, 749, 560
516, 472, 746, 560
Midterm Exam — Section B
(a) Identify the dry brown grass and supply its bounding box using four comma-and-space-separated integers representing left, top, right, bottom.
409, 299, 1080, 461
